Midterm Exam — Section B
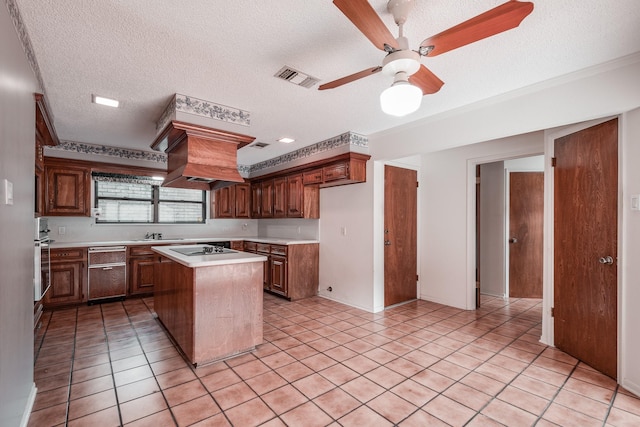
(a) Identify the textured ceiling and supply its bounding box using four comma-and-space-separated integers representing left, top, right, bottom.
13, 0, 640, 165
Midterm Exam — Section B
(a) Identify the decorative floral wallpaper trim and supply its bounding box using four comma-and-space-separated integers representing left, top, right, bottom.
6, 0, 47, 98
48, 131, 368, 177
48, 140, 168, 164
156, 94, 251, 132
247, 131, 368, 174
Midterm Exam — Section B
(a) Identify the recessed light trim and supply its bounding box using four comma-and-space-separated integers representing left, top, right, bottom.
92, 94, 119, 108
151, 176, 164, 181
278, 137, 295, 143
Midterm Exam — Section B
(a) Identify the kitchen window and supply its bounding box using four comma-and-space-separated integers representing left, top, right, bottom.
93, 173, 206, 223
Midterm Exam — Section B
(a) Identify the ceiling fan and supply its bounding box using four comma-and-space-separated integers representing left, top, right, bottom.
319, 0, 534, 116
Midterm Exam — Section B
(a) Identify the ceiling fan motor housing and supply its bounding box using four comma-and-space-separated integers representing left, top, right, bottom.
382, 48, 421, 77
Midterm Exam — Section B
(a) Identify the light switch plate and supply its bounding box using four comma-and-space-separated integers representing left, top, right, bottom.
631, 195, 640, 211
3, 179, 13, 205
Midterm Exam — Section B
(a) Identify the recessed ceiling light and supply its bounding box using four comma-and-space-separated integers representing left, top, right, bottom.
92, 94, 119, 108
151, 176, 164, 181
278, 137, 295, 143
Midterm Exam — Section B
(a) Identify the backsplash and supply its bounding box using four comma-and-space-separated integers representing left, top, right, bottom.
44, 217, 318, 243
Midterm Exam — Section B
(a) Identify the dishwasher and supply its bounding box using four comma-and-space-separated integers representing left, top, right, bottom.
88, 246, 127, 302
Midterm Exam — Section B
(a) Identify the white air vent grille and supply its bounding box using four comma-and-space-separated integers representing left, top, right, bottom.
250, 142, 270, 149
274, 66, 320, 89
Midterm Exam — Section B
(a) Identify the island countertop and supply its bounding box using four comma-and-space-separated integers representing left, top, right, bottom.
152, 244, 267, 268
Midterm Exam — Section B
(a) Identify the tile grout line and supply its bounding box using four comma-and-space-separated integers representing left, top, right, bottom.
601, 384, 620, 427
119, 300, 180, 426
98, 303, 125, 427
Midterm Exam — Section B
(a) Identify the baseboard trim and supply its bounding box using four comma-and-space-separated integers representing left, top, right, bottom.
19, 383, 37, 427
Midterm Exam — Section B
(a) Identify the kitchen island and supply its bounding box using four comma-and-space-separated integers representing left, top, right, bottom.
152, 244, 267, 366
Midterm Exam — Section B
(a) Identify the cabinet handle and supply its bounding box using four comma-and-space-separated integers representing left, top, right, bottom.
102, 267, 113, 270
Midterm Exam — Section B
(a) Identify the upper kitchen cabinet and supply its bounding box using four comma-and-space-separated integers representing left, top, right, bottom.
44, 158, 91, 216
212, 182, 251, 219
287, 174, 319, 219
35, 93, 59, 216
318, 153, 369, 188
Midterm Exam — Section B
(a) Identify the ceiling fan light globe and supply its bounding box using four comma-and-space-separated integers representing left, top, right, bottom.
380, 81, 422, 116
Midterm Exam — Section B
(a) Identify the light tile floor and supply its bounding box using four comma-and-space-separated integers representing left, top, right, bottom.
30, 294, 640, 426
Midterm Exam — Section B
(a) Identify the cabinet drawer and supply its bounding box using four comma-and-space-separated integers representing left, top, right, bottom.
244, 241, 257, 251
128, 245, 155, 257
50, 248, 86, 261
89, 250, 126, 265
256, 243, 271, 254
270, 245, 287, 256
323, 162, 349, 182
302, 169, 323, 185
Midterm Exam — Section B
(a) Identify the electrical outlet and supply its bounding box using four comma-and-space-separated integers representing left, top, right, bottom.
340, 226, 347, 236
58, 226, 66, 235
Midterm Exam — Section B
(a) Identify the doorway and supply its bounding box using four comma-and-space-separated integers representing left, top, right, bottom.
477, 156, 544, 302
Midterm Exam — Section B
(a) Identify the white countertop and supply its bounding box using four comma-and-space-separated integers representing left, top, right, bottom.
49, 236, 319, 249
152, 244, 268, 268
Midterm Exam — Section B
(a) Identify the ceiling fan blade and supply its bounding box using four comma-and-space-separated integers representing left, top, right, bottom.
419, 1, 534, 57
318, 66, 382, 90
409, 65, 444, 95
333, 0, 399, 51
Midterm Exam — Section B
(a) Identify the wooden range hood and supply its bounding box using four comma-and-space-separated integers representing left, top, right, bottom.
151, 121, 254, 190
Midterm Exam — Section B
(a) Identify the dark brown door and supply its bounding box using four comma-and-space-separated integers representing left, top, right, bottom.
509, 172, 544, 298
384, 166, 417, 307
554, 118, 618, 379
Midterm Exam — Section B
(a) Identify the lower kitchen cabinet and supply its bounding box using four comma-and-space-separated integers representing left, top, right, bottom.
43, 248, 87, 308
243, 241, 318, 300
269, 254, 287, 296
128, 245, 163, 296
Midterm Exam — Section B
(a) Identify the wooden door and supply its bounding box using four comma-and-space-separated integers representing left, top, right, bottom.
509, 172, 544, 298
554, 118, 618, 379
384, 166, 417, 307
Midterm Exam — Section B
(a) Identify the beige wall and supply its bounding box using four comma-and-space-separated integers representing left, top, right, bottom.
0, 2, 39, 425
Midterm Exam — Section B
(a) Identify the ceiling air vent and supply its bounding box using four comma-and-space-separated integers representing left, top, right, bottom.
249, 142, 270, 149
274, 66, 320, 89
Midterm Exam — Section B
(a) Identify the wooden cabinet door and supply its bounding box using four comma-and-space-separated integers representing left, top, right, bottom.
250, 183, 262, 218
234, 183, 251, 218
261, 180, 274, 218
270, 255, 287, 296
286, 174, 304, 218
129, 257, 158, 295
45, 261, 84, 306
273, 177, 287, 218
45, 166, 90, 216
214, 186, 234, 218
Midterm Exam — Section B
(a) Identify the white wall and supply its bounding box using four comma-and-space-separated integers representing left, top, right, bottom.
619, 108, 640, 394
420, 133, 545, 309
0, 3, 39, 425
479, 161, 506, 298
318, 165, 375, 311
258, 218, 318, 240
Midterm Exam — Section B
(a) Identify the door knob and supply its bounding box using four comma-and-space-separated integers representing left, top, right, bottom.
509, 237, 518, 243
598, 256, 614, 265
384, 240, 391, 246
